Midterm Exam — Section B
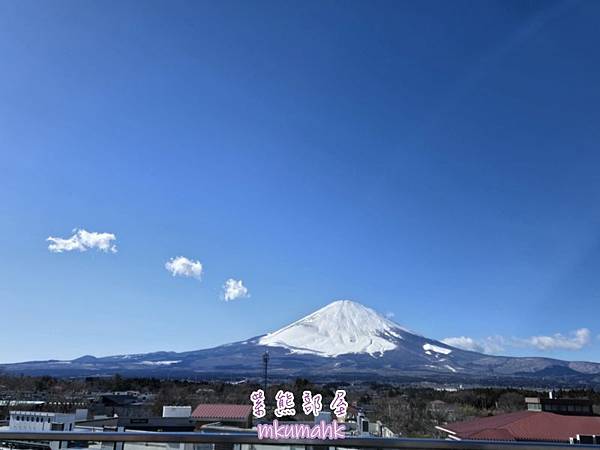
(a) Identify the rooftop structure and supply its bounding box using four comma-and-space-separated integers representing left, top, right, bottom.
525, 396, 593, 415
9, 411, 75, 450
162, 406, 192, 418
191, 404, 253, 428
115, 417, 197, 432
436, 410, 600, 442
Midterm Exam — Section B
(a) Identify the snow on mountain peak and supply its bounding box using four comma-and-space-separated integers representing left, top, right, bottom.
258, 300, 407, 357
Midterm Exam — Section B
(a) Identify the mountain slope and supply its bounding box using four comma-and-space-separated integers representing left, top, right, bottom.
259, 300, 406, 356
2, 300, 600, 384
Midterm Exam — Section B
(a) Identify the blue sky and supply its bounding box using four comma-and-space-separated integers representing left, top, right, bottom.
1, 0, 600, 363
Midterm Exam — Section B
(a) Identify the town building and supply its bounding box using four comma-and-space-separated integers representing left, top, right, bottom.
9, 411, 75, 450
192, 404, 253, 429
525, 396, 593, 415
163, 406, 192, 418
436, 396, 600, 443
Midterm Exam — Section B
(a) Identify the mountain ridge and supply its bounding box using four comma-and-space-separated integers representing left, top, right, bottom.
2, 300, 600, 385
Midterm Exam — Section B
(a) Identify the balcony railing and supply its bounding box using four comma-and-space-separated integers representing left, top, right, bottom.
0, 432, 594, 450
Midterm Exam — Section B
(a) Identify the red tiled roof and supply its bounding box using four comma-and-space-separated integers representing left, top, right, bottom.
442, 411, 600, 442
192, 404, 252, 421
467, 429, 517, 441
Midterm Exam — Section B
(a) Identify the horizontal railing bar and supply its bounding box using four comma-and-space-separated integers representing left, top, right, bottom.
0, 432, 595, 449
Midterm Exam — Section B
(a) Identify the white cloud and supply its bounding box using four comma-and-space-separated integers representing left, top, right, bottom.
480, 336, 507, 354
523, 328, 590, 351
47, 229, 117, 253
222, 278, 249, 301
165, 256, 203, 279
385, 312, 395, 319
442, 329, 590, 354
442, 336, 484, 353
441, 336, 506, 354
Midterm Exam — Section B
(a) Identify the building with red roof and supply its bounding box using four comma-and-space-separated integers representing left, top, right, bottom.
436, 410, 600, 443
192, 404, 253, 429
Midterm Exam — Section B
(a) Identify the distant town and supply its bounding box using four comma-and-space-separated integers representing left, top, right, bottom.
2, 373, 600, 448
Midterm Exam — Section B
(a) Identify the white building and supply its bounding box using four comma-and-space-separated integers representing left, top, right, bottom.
9, 411, 76, 450
162, 406, 192, 418
162, 406, 192, 450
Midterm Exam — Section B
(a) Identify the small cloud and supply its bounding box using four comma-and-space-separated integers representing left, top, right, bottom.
442, 336, 506, 354
222, 278, 249, 301
442, 336, 484, 353
522, 328, 590, 351
47, 229, 117, 253
385, 312, 395, 319
165, 256, 203, 280
480, 336, 507, 354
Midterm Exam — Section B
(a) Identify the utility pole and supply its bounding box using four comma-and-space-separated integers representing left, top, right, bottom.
262, 350, 270, 394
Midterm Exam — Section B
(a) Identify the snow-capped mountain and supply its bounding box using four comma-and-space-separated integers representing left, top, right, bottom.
3, 300, 600, 385
259, 300, 406, 356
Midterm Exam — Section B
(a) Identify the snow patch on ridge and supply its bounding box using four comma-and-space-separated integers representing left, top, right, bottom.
139, 360, 181, 366
259, 300, 408, 357
423, 343, 452, 355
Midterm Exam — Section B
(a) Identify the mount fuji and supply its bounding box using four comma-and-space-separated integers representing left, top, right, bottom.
3, 300, 600, 385
258, 300, 406, 357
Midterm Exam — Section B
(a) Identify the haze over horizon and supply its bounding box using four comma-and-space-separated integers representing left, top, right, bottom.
2, 0, 600, 364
